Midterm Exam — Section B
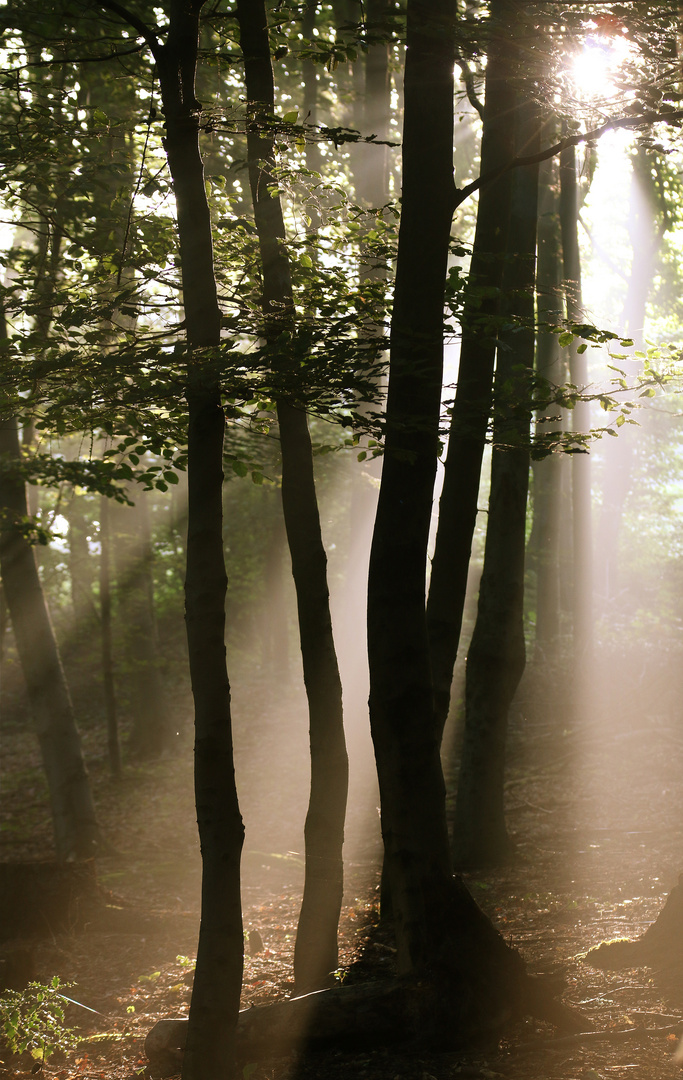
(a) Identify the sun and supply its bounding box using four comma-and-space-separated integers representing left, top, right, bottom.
568, 28, 634, 104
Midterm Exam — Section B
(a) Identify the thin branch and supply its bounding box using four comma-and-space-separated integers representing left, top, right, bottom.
96, 0, 162, 59
455, 55, 484, 118
13, 44, 146, 68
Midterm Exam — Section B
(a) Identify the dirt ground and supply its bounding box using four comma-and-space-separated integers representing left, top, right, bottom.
2, 658, 683, 1080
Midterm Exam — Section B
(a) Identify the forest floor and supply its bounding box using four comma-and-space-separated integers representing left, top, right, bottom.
2, 657, 683, 1080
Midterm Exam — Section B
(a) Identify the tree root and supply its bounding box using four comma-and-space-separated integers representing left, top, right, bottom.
145, 972, 591, 1076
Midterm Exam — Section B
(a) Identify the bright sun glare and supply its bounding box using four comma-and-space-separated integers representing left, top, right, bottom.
569, 31, 633, 102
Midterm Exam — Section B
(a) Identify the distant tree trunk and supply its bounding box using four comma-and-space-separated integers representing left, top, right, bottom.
367, 3, 524, 1012
236, 0, 349, 996
261, 503, 289, 685
426, 0, 518, 740
0, 409, 99, 860
595, 146, 662, 602
113, 494, 169, 759
559, 139, 593, 683
65, 492, 97, 634
99, 495, 121, 778
453, 101, 540, 869
532, 152, 565, 659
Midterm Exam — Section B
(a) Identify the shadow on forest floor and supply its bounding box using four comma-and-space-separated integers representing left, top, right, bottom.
2, 659, 683, 1080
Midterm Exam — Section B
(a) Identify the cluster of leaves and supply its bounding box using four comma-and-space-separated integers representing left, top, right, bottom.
0, 977, 78, 1062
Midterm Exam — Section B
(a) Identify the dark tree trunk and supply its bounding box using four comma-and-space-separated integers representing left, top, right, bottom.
559, 139, 593, 682
366, 5, 525, 1013
426, 0, 518, 740
367, 0, 456, 976
236, 0, 349, 996
453, 101, 541, 869
0, 413, 99, 860
139, 3, 246, 1076
531, 151, 565, 660
99, 495, 121, 778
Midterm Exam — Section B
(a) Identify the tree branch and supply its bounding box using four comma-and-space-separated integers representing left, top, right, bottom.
97, 0, 162, 59
456, 108, 683, 208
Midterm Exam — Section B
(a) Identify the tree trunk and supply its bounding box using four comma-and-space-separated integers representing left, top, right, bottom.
453, 101, 540, 869
426, 0, 518, 740
112, 493, 169, 759
0, 413, 99, 860
236, 0, 349, 996
531, 151, 565, 660
366, 5, 525, 1012
559, 139, 593, 686
99, 495, 121, 778
148, 3, 245, 1076
595, 146, 662, 602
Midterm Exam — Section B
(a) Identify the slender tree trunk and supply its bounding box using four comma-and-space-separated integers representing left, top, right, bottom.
453, 101, 540, 869
426, 0, 518, 739
532, 152, 565, 659
133, 3, 246, 1075
559, 139, 593, 683
99, 495, 121, 778
0, 411, 99, 860
236, 0, 348, 995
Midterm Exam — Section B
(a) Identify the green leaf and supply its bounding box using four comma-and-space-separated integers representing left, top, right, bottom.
577, 343, 588, 354
232, 460, 248, 477
300, 254, 313, 268
163, 471, 180, 484
283, 110, 299, 124
558, 331, 573, 347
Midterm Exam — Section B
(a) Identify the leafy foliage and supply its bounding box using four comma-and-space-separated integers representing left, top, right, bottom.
0, 977, 79, 1062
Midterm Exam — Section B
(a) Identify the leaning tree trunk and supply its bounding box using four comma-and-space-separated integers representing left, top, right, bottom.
452, 100, 540, 869
426, 0, 518, 740
0, 410, 99, 860
236, 0, 349, 996
367, 0, 525, 1017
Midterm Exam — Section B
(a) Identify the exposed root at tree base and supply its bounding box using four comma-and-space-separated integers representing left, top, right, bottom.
145, 971, 591, 1076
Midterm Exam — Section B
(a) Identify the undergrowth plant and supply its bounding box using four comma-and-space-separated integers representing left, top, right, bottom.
0, 977, 78, 1061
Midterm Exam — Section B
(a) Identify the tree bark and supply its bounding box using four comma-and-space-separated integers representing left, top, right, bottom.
426, 0, 518, 740
453, 101, 540, 869
236, 0, 349, 996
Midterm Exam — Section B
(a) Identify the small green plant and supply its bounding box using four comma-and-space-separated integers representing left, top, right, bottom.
0, 977, 79, 1061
